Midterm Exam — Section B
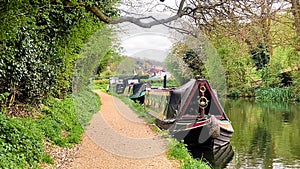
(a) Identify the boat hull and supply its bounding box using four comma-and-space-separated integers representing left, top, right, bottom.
142, 78, 234, 149
159, 116, 233, 149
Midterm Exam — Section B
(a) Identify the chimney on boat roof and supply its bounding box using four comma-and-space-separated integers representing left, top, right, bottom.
163, 75, 167, 88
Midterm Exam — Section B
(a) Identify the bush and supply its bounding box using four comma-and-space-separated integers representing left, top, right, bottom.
39, 96, 85, 147
227, 89, 241, 98
73, 90, 101, 127
0, 1, 115, 106
0, 90, 101, 168
0, 113, 46, 168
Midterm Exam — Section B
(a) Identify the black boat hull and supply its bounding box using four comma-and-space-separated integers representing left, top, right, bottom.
159, 116, 233, 149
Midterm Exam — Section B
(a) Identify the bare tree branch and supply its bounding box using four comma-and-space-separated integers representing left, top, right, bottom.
59, 0, 300, 50
87, 0, 188, 28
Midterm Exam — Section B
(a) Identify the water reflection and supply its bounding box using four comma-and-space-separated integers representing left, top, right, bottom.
225, 98, 300, 169
188, 144, 234, 169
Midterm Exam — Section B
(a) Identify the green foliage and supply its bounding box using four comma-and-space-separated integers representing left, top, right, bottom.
260, 65, 282, 88
97, 50, 122, 75
72, 27, 114, 94
0, 114, 45, 168
0, 93, 9, 107
251, 43, 270, 70
167, 140, 191, 160
290, 71, 300, 101
167, 139, 211, 169
165, 53, 193, 86
73, 90, 101, 127
71, 26, 113, 126
204, 41, 226, 97
0, 0, 117, 106
213, 37, 255, 97
182, 49, 206, 77
39, 96, 84, 147
94, 79, 109, 85
93, 79, 109, 92
114, 57, 137, 76
142, 79, 179, 87
255, 87, 292, 102
180, 159, 211, 169
272, 46, 300, 68
270, 13, 298, 49
0, 91, 99, 168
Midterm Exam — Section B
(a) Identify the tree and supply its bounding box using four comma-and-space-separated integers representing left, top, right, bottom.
1, 0, 298, 105
0, 0, 118, 106
290, 0, 300, 50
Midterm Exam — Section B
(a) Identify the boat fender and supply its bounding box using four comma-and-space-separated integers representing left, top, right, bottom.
209, 116, 220, 138
210, 125, 220, 138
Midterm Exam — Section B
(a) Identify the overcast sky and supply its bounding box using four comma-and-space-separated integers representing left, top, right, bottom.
120, 32, 173, 62
115, 0, 180, 62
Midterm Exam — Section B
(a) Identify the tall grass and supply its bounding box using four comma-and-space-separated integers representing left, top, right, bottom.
167, 139, 211, 169
255, 87, 292, 102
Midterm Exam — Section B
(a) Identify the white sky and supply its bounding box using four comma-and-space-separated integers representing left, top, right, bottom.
116, 0, 180, 62
120, 33, 173, 61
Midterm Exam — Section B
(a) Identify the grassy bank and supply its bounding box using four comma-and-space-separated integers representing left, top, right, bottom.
0, 89, 100, 168
168, 140, 211, 169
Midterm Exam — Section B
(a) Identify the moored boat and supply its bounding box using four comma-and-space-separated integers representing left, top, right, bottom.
129, 82, 151, 103
144, 78, 234, 149
108, 76, 140, 94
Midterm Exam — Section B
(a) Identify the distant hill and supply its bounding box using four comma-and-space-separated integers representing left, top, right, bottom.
131, 49, 169, 63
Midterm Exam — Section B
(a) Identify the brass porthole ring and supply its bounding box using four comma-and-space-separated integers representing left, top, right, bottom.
199, 85, 206, 93
198, 96, 209, 108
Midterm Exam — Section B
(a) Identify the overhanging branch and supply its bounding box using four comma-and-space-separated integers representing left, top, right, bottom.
87, 3, 188, 28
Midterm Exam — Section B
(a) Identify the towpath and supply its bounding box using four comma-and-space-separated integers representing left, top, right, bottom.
69, 91, 179, 169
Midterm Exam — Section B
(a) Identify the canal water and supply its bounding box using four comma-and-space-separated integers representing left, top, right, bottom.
191, 98, 300, 169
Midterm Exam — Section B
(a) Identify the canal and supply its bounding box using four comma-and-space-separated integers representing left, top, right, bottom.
191, 98, 300, 169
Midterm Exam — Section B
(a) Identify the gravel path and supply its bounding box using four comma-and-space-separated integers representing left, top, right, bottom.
69, 91, 179, 169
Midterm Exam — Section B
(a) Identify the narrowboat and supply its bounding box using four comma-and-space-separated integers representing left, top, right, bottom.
129, 82, 151, 103
144, 79, 234, 149
108, 76, 140, 94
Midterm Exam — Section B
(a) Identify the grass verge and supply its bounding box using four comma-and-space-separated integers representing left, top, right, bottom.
0, 89, 100, 168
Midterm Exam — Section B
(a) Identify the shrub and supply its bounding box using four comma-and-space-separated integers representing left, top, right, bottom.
0, 113, 46, 168
39, 96, 84, 147
0, 1, 115, 106
0, 91, 100, 168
